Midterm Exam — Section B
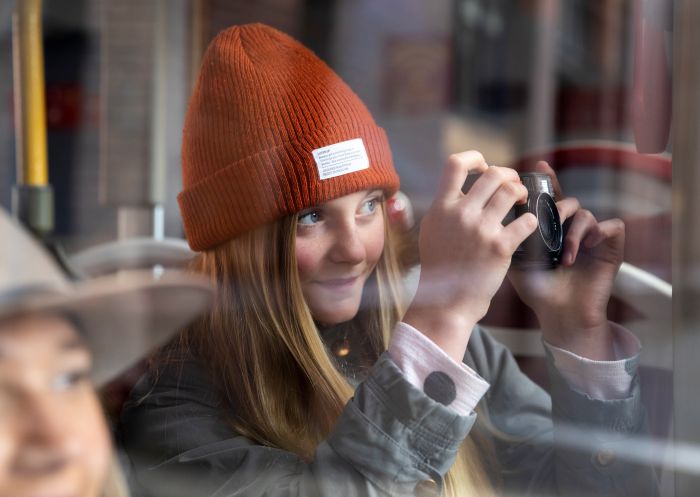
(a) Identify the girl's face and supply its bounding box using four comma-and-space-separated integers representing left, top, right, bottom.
295, 189, 386, 325
0, 314, 111, 497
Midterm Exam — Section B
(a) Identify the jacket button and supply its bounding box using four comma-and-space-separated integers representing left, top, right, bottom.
594, 449, 615, 467
423, 371, 456, 405
415, 478, 439, 497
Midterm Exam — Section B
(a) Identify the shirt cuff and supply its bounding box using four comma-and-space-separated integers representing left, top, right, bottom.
387, 322, 490, 415
544, 322, 641, 400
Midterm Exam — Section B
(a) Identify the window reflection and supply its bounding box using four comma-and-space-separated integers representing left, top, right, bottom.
0, 0, 690, 495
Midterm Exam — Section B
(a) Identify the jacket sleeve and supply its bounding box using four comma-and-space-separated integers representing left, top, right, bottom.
465, 326, 659, 497
120, 353, 473, 497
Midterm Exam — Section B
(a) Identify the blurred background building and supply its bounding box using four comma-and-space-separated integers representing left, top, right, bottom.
0, 0, 672, 246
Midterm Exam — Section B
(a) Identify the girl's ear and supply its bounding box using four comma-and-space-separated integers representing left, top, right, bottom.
386, 191, 415, 232
386, 191, 419, 273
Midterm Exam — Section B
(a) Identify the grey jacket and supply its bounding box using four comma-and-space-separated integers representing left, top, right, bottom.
120, 326, 658, 497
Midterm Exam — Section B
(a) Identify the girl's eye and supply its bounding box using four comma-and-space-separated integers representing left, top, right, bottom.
359, 197, 381, 216
298, 210, 322, 226
53, 370, 90, 392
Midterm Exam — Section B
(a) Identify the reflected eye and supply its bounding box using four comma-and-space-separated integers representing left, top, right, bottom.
298, 210, 322, 226
53, 370, 90, 392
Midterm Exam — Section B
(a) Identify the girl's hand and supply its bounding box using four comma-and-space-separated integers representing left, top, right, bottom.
403, 151, 538, 362
508, 162, 625, 360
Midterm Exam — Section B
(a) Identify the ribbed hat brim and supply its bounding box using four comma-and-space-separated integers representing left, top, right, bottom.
179, 122, 399, 251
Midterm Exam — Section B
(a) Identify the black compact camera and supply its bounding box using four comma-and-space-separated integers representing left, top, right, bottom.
464, 172, 564, 270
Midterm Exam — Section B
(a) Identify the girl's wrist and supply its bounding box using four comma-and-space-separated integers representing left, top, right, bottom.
402, 304, 477, 364
537, 312, 615, 360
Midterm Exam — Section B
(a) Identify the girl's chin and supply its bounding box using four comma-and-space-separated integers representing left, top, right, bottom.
311, 304, 361, 326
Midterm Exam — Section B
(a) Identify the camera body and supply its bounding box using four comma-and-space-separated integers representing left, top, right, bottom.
464, 171, 564, 270
510, 173, 564, 270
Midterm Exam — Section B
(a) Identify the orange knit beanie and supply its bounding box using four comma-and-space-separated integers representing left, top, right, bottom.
178, 23, 400, 251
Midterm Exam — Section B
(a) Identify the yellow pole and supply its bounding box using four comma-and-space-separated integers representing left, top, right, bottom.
11, 0, 53, 237
13, 0, 48, 186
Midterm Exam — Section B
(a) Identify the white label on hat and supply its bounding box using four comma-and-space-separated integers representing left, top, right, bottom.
312, 138, 369, 180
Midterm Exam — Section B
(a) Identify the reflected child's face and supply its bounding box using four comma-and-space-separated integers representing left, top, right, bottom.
295, 190, 386, 325
0, 315, 111, 497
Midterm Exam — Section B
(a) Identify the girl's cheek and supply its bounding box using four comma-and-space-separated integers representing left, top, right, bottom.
364, 217, 386, 268
366, 237, 384, 269
295, 240, 321, 281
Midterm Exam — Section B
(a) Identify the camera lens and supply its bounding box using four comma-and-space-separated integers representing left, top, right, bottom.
535, 193, 562, 252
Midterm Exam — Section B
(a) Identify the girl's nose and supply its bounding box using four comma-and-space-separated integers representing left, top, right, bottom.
328, 222, 366, 265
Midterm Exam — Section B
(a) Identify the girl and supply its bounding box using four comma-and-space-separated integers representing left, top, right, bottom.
0, 208, 212, 497
121, 23, 657, 497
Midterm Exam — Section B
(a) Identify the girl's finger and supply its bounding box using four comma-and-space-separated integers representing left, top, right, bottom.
561, 209, 598, 265
583, 218, 626, 250
555, 197, 581, 223
501, 212, 538, 253
435, 151, 489, 204
462, 165, 521, 208
534, 161, 564, 200
481, 180, 529, 224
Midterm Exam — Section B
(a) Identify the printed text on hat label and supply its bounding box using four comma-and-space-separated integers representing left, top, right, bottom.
312, 138, 369, 180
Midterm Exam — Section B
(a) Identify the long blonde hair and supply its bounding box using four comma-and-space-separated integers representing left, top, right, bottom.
173, 208, 495, 496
